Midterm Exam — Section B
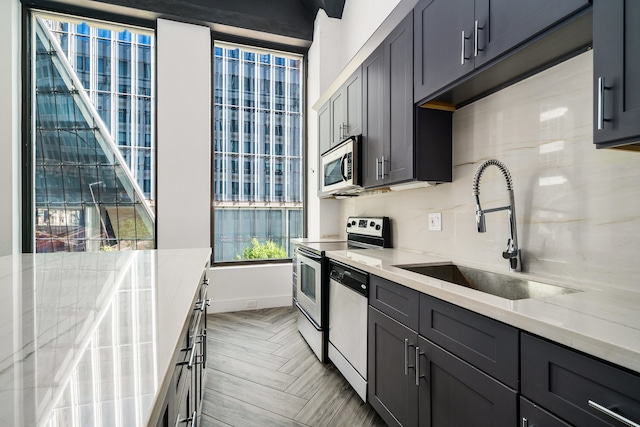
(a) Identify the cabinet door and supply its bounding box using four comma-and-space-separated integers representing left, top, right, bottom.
520, 397, 571, 427
330, 89, 345, 147
474, 0, 589, 68
418, 336, 517, 427
318, 101, 331, 155
414, 0, 474, 103
344, 67, 362, 137
593, 0, 640, 148
368, 306, 419, 427
522, 333, 640, 427
383, 12, 414, 185
362, 45, 385, 188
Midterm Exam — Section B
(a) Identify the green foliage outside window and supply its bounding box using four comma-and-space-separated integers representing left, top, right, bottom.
237, 238, 287, 260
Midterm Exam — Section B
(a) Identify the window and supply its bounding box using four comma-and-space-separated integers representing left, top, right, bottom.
30, 12, 155, 252
213, 42, 304, 262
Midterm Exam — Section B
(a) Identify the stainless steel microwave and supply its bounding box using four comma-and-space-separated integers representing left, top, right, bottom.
320, 135, 362, 195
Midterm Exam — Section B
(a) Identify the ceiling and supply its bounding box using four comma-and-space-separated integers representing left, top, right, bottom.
91, 0, 347, 48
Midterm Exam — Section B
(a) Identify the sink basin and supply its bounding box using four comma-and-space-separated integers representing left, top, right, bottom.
394, 264, 580, 300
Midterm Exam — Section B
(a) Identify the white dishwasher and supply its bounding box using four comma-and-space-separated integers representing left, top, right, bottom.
328, 260, 369, 402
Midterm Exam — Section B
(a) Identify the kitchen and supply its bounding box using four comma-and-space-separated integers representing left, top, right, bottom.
2, 0, 640, 426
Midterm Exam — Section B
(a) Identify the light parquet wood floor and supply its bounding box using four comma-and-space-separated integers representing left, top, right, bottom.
201, 306, 387, 427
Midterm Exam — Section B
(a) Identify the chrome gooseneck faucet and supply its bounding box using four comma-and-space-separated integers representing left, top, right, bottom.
472, 159, 522, 272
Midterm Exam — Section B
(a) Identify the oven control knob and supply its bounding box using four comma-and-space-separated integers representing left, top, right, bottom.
347, 222, 352, 227
361, 284, 367, 290
352, 220, 357, 226
369, 221, 375, 227
375, 224, 381, 230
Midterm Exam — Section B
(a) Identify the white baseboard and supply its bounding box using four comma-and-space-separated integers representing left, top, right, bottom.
210, 295, 293, 313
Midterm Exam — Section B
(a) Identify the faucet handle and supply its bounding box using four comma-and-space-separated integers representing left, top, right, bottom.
502, 239, 515, 259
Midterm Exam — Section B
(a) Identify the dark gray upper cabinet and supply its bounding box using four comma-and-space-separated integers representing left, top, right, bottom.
361, 45, 384, 187
318, 101, 331, 155
414, 0, 591, 104
361, 45, 385, 188
474, 0, 591, 67
593, 0, 640, 149
383, 12, 415, 185
414, 0, 474, 104
344, 69, 362, 138
363, 12, 451, 189
363, 12, 414, 188
521, 333, 640, 427
418, 336, 517, 427
329, 67, 362, 148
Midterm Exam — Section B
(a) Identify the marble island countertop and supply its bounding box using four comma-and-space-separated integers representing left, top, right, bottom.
0, 248, 211, 427
326, 247, 640, 374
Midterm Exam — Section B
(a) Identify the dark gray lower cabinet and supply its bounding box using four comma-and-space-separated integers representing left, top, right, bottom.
520, 397, 571, 427
368, 306, 419, 427
368, 276, 518, 427
521, 333, 640, 427
418, 336, 517, 427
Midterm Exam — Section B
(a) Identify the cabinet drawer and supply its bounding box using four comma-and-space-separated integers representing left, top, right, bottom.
521, 397, 571, 427
522, 333, 640, 427
370, 275, 419, 331
419, 293, 518, 389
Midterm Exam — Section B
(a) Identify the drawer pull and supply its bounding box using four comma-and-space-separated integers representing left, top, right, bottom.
588, 400, 640, 427
415, 346, 420, 386
195, 298, 211, 312
404, 338, 409, 375
178, 410, 197, 427
178, 340, 198, 369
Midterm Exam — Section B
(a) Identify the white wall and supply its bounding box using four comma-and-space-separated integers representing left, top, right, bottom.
0, 0, 21, 256
209, 263, 293, 312
156, 19, 211, 249
339, 51, 640, 291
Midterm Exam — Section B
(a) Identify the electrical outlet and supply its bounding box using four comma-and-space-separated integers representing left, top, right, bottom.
428, 213, 442, 231
246, 300, 257, 309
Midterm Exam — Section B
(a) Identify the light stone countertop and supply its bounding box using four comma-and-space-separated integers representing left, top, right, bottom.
0, 248, 211, 427
326, 247, 640, 374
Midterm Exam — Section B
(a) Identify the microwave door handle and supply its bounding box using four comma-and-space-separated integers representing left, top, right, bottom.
341, 155, 348, 180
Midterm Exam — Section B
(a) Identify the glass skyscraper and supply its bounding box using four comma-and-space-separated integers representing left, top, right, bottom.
43, 15, 155, 201
213, 44, 304, 261
33, 13, 155, 252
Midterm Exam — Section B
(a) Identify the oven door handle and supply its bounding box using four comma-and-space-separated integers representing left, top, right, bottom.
295, 301, 322, 330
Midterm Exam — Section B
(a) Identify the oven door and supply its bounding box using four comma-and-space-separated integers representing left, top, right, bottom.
295, 248, 323, 328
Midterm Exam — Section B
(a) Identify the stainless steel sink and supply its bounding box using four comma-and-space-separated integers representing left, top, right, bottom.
394, 264, 580, 300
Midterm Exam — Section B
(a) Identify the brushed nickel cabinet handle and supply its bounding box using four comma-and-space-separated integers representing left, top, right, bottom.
415, 346, 420, 386
461, 30, 471, 65
474, 21, 484, 57
461, 30, 466, 65
597, 77, 606, 130
588, 400, 640, 427
404, 338, 409, 375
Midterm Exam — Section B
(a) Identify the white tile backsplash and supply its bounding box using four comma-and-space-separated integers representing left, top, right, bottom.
339, 51, 640, 290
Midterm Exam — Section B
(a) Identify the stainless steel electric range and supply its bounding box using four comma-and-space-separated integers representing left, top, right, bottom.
292, 217, 391, 363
